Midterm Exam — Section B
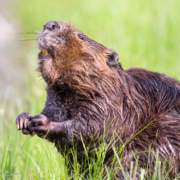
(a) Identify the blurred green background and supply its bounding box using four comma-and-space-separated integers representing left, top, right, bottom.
0, 0, 180, 179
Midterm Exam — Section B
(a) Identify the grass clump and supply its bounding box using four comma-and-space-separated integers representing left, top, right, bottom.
0, 0, 180, 179
0, 136, 18, 180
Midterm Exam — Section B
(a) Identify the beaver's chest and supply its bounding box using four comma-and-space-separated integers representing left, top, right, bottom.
41, 88, 73, 122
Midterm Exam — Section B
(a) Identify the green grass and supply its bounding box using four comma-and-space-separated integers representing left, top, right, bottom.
1, 0, 180, 179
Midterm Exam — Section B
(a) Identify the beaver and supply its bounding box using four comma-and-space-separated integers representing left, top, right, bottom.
16, 21, 180, 179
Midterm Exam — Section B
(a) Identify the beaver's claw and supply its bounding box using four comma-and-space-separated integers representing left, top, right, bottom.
16, 112, 33, 135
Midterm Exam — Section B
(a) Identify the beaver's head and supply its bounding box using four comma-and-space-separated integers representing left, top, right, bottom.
38, 21, 120, 88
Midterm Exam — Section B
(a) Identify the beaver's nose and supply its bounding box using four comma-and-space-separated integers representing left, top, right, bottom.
44, 21, 59, 31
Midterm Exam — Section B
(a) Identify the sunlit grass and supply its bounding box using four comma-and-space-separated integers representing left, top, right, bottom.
0, 0, 180, 179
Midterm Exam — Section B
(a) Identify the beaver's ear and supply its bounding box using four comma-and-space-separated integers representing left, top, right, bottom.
107, 50, 119, 67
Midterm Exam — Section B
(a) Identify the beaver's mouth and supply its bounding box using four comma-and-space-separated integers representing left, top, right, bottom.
38, 32, 55, 60
41, 49, 48, 55
38, 47, 54, 60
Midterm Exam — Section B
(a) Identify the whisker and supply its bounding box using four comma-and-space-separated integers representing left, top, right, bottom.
18, 38, 38, 41
16, 32, 40, 35
23, 28, 38, 32
28, 22, 42, 31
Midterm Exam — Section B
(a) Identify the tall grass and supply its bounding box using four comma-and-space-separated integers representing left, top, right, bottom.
0, 0, 180, 179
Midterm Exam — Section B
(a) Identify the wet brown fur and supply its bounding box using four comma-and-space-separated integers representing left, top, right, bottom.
18, 22, 180, 179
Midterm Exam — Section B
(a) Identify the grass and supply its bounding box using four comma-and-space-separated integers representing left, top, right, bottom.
0, 0, 180, 179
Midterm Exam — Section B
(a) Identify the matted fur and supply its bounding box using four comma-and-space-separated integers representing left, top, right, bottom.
16, 21, 180, 179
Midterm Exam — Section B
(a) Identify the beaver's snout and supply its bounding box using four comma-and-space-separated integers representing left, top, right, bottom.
38, 21, 62, 59
44, 21, 59, 31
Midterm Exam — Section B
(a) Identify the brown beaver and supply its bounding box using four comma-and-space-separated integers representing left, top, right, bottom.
16, 21, 180, 179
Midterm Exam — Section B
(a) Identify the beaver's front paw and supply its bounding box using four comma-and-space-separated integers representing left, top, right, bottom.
29, 114, 53, 139
16, 112, 33, 135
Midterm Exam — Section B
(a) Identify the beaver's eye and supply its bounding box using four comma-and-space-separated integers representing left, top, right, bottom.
78, 34, 85, 40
